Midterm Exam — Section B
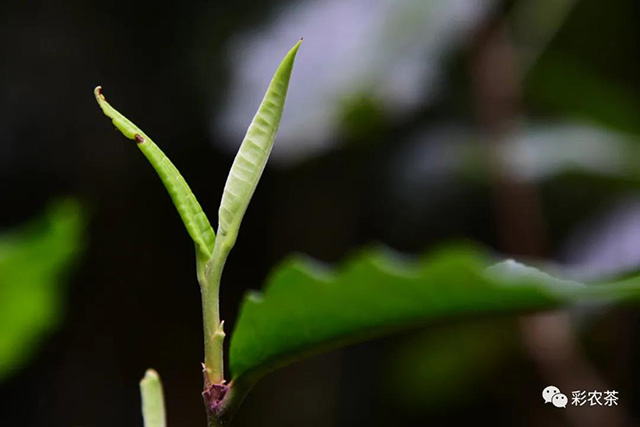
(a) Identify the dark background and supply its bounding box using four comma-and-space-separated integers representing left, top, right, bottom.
2, 0, 640, 425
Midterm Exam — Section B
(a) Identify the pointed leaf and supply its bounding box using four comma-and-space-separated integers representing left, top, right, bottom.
229, 246, 640, 384
218, 40, 301, 245
95, 87, 215, 260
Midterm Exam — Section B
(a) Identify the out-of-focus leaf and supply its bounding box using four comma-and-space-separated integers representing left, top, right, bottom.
229, 245, 640, 386
497, 122, 640, 182
387, 319, 518, 408
510, 0, 578, 71
0, 199, 84, 381
562, 197, 640, 281
526, 54, 640, 135
390, 122, 640, 198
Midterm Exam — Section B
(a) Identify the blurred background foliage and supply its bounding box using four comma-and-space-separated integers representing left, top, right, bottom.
2, 0, 640, 426
0, 200, 83, 382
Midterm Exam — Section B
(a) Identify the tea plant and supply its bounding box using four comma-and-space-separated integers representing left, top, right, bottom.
95, 41, 640, 426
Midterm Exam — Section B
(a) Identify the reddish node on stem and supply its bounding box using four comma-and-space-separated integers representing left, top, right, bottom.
203, 382, 229, 415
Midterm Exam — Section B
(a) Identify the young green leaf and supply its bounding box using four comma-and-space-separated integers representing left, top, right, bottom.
140, 369, 167, 427
228, 245, 640, 391
199, 39, 303, 395
94, 87, 215, 261
217, 40, 302, 247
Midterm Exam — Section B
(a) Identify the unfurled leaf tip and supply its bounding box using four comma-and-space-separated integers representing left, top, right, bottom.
94, 85, 140, 141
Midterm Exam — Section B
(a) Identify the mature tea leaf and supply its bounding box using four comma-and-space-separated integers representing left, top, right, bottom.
229, 246, 640, 384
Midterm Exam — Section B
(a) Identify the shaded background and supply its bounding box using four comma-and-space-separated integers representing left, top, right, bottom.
2, 0, 640, 425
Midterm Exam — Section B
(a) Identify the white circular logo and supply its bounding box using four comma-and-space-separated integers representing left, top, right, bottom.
542, 385, 561, 404
552, 393, 568, 408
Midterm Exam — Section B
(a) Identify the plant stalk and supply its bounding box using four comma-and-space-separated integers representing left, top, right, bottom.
199, 235, 237, 426
199, 239, 231, 386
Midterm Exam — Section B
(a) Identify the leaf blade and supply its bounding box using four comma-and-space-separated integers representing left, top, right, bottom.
94, 87, 216, 260
229, 245, 640, 383
217, 40, 301, 245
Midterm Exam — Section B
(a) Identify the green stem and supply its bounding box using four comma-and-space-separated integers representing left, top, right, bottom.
200, 234, 237, 425
199, 239, 231, 386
